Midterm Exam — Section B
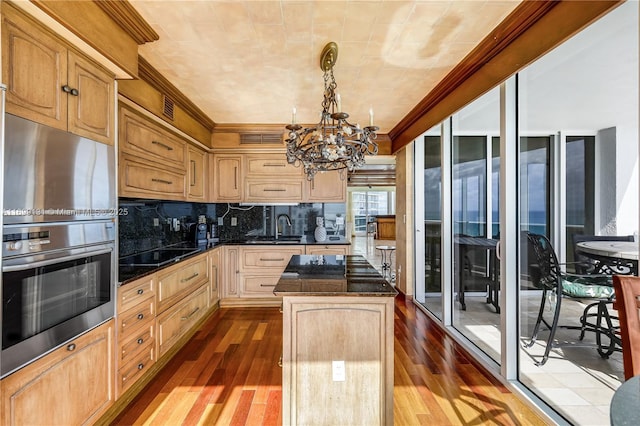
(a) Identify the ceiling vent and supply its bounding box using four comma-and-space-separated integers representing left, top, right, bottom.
162, 95, 175, 120
240, 133, 283, 145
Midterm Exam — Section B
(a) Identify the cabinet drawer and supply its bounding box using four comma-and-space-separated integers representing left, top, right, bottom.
120, 155, 186, 199
157, 254, 208, 312
120, 106, 185, 168
119, 324, 154, 363
241, 275, 280, 297
241, 247, 304, 270
245, 154, 301, 176
245, 180, 303, 202
117, 344, 154, 397
305, 245, 350, 255
118, 276, 154, 314
119, 299, 155, 338
156, 284, 209, 357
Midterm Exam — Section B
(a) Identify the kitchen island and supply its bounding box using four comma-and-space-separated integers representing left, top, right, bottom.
274, 255, 397, 426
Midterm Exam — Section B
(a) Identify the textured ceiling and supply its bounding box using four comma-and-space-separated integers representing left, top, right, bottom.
130, 1, 520, 133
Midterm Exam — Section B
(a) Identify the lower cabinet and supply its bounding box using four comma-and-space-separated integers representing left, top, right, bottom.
156, 283, 209, 357
0, 320, 114, 426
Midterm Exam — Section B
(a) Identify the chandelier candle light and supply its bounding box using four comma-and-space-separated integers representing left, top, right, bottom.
285, 42, 379, 180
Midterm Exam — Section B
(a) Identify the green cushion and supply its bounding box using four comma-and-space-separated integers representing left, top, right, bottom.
561, 275, 614, 299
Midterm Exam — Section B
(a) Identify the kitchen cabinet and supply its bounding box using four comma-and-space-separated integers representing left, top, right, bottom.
156, 253, 209, 313
208, 247, 222, 306
211, 154, 243, 201
119, 105, 186, 169
222, 246, 240, 298
237, 246, 303, 301
0, 320, 114, 426
2, 3, 114, 145
119, 153, 187, 201
244, 153, 304, 203
305, 170, 347, 202
305, 244, 351, 255
116, 275, 155, 398
187, 146, 207, 201
156, 283, 209, 357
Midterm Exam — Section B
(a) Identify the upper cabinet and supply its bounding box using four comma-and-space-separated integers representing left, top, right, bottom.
2, 3, 114, 145
305, 171, 347, 202
211, 153, 243, 202
118, 104, 208, 201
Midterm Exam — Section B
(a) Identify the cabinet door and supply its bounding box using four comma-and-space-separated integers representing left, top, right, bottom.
209, 247, 221, 305
223, 246, 239, 298
212, 155, 242, 201
2, 4, 68, 130
306, 171, 347, 202
67, 51, 114, 145
187, 146, 206, 200
0, 320, 114, 426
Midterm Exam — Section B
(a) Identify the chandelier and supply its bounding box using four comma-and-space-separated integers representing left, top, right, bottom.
285, 42, 378, 180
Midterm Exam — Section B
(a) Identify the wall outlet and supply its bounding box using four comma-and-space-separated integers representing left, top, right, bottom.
231, 217, 237, 226
218, 217, 224, 226
153, 218, 159, 227
332, 360, 345, 382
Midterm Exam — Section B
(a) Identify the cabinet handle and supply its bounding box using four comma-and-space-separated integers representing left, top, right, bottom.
263, 163, 285, 167
138, 363, 144, 370
278, 355, 283, 368
260, 258, 284, 261
67, 343, 76, 351
137, 338, 144, 344
260, 284, 276, 287
190, 160, 196, 186
151, 140, 174, 151
263, 189, 286, 192
70, 88, 79, 96
234, 166, 238, 190
180, 272, 199, 283
137, 289, 144, 295
181, 307, 200, 321
151, 178, 173, 185
137, 313, 144, 320
62, 85, 72, 93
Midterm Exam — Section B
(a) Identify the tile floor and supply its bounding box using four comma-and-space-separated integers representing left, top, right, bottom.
351, 234, 624, 425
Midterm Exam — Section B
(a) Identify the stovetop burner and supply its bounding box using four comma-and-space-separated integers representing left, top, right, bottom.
119, 247, 201, 267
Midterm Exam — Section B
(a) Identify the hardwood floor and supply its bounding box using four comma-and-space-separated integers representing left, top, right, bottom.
112, 294, 548, 425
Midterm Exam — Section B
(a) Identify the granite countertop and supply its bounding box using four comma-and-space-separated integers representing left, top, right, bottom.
273, 255, 397, 297
118, 237, 351, 285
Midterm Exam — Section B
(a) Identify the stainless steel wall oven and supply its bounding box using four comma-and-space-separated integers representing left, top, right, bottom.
1, 221, 115, 377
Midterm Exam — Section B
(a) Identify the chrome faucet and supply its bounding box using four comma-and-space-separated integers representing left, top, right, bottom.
275, 214, 292, 239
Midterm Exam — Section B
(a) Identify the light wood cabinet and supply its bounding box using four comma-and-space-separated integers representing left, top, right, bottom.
245, 179, 304, 202
222, 246, 240, 298
305, 171, 347, 202
2, 3, 114, 145
119, 153, 187, 201
245, 154, 301, 176
208, 247, 222, 306
0, 320, 114, 426
156, 253, 209, 313
119, 105, 186, 169
116, 275, 155, 398
305, 244, 350, 255
238, 246, 304, 299
211, 154, 243, 201
187, 146, 206, 201
156, 283, 209, 357
281, 297, 394, 425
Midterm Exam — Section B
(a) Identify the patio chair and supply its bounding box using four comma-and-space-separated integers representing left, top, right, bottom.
571, 234, 635, 275
523, 232, 618, 365
612, 275, 640, 380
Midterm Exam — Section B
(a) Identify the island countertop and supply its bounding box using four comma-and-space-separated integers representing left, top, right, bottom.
273, 254, 398, 297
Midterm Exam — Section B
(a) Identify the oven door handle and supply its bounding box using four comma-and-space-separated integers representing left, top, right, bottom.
2, 247, 113, 272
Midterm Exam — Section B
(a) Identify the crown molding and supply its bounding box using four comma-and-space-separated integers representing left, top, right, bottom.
137, 55, 215, 130
93, 0, 159, 45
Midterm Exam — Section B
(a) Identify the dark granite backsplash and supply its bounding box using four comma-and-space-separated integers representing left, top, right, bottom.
118, 198, 346, 257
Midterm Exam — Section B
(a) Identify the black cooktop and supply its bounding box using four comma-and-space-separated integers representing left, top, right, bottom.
119, 247, 201, 267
